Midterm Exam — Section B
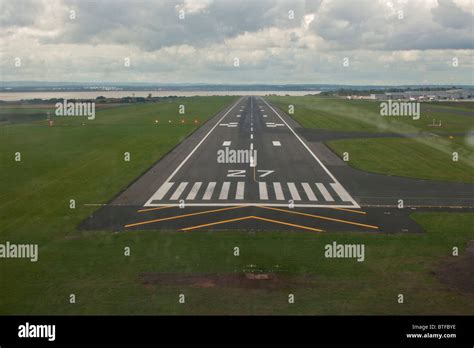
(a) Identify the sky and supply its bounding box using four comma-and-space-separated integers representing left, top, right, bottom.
1, 0, 473, 85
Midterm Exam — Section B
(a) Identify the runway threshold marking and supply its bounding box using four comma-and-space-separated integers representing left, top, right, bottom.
181, 215, 323, 232
261, 97, 360, 209
257, 206, 379, 230
124, 205, 246, 228
145, 97, 242, 206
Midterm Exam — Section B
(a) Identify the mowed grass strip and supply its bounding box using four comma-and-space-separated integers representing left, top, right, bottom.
0, 96, 237, 241
0, 213, 472, 315
327, 137, 474, 183
266, 96, 474, 183
266, 96, 474, 134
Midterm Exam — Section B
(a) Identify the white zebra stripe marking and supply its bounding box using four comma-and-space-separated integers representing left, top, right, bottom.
316, 183, 334, 202
287, 182, 301, 201
301, 183, 317, 201
235, 182, 245, 199
259, 182, 268, 200
273, 182, 285, 200
170, 182, 188, 200
330, 183, 352, 202
219, 182, 231, 200
149, 182, 174, 201
203, 182, 216, 200
186, 182, 202, 200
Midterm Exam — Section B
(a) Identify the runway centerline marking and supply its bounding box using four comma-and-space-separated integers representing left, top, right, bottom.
152, 97, 242, 189
145, 97, 360, 209
260, 97, 360, 209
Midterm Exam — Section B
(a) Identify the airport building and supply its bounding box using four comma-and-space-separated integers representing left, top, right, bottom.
370, 88, 474, 100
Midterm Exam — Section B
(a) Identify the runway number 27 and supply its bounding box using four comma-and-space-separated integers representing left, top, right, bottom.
227, 169, 274, 178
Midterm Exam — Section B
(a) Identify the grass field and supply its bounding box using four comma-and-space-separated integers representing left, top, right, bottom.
327, 137, 474, 183
267, 96, 474, 134
1, 213, 473, 315
1, 96, 473, 315
267, 96, 474, 183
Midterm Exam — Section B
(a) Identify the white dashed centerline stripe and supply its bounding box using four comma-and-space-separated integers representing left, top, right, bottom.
250, 134, 253, 139
287, 182, 301, 201
219, 182, 231, 200
330, 183, 353, 202
301, 183, 317, 201
154, 96, 241, 190
273, 182, 285, 200
316, 183, 334, 202
272, 141, 281, 146
186, 182, 202, 200
170, 182, 188, 200
259, 182, 268, 200
222, 141, 231, 146
203, 182, 216, 200
236, 182, 245, 200
260, 97, 359, 208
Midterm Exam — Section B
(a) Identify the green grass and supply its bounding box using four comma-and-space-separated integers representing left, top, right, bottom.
266, 96, 474, 134
0, 97, 236, 242
1, 96, 473, 315
0, 213, 473, 315
267, 96, 474, 183
327, 137, 474, 183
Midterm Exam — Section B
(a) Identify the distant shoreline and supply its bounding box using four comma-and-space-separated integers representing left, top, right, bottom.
0, 90, 321, 102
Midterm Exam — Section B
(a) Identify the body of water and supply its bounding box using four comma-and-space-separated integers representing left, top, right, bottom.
0, 90, 320, 101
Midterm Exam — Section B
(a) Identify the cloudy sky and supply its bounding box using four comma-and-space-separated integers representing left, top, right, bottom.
1, 0, 473, 85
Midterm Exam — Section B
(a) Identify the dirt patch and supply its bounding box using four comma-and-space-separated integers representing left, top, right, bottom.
436, 240, 474, 294
139, 272, 315, 290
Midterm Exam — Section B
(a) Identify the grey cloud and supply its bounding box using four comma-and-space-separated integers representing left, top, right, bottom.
38, 0, 308, 51
431, 0, 473, 30
0, 0, 43, 27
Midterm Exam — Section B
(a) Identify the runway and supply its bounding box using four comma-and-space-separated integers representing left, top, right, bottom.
81, 96, 474, 233
143, 96, 359, 208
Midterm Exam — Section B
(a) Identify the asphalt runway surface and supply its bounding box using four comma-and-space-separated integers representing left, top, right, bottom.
81, 96, 474, 233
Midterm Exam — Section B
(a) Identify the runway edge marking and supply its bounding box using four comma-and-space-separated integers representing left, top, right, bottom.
260, 97, 360, 209
144, 97, 243, 207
